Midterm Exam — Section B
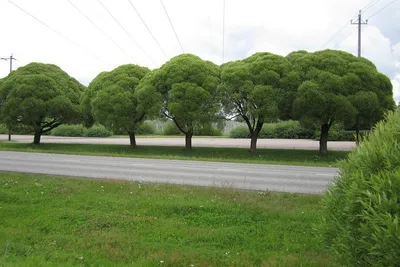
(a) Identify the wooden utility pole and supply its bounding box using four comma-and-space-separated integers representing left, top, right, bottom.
1, 54, 17, 141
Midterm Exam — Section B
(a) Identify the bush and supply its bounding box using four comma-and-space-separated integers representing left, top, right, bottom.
136, 122, 157, 135
85, 124, 113, 137
229, 120, 315, 139
229, 125, 249, 138
162, 122, 182, 135
315, 129, 369, 141
52, 124, 86, 137
320, 111, 400, 266
195, 124, 223, 136
0, 124, 7, 134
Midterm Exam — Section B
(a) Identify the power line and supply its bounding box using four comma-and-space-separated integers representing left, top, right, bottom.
361, 0, 382, 12
8, 0, 109, 66
320, 22, 350, 49
159, 0, 184, 53
67, 0, 136, 61
127, 0, 168, 59
367, 0, 398, 19
96, 0, 156, 66
222, 0, 225, 64
333, 30, 354, 49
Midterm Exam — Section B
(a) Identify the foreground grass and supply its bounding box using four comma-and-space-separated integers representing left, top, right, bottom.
0, 172, 335, 266
0, 142, 347, 167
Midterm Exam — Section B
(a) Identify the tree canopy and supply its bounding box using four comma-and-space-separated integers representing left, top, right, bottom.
83, 64, 153, 147
291, 49, 395, 154
137, 54, 220, 149
0, 63, 85, 144
220, 52, 295, 152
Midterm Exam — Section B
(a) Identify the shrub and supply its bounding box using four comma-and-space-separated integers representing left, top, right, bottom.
52, 124, 86, 137
320, 111, 400, 266
136, 122, 157, 135
229, 120, 315, 139
195, 124, 223, 136
229, 125, 249, 138
85, 124, 113, 137
0, 124, 7, 134
162, 122, 182, 135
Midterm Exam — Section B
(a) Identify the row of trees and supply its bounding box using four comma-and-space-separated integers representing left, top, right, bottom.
0, 50, 395, 154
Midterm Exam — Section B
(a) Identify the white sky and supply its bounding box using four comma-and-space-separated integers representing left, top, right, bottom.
0, 0, 399, 102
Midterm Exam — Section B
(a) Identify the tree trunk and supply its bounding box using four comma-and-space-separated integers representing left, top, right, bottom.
250, 132, 258, 153
8, 128, 11, 141
33, 129, 42, 145
319, 124, 330, 155
128, 131, 136, 148
185, 132, 193, 149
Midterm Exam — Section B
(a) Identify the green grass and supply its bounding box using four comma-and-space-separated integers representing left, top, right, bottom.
0, 142, 348, 167
0, 172, 336, 266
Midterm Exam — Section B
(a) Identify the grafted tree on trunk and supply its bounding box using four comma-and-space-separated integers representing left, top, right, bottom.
290, 49, 395, 154
85, 64, 158, 148
0, 63, 84, 145
220, 53, 292, 152
136, 54, 221, 149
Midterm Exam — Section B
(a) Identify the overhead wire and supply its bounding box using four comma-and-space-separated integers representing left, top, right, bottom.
366, 0, 398, 19
159, 0, 184, 53
361, 0, 382, 12
96, 0, 157, 66
8, 0, 110, 66
127, 0, 168, 59
67, 0, 136, 61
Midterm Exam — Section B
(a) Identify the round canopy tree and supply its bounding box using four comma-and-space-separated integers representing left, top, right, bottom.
0, 63, 85, 144
291, 49, 395, 155
82, 64, 156, 147
220, 52, 296, 152
137, 54, 220, 149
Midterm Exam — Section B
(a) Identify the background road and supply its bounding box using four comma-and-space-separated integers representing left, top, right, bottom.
0, 151, 339, 194
0, 134, 355, 151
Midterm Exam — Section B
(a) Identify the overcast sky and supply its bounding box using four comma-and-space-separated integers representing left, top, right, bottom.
0, 0, 399, 102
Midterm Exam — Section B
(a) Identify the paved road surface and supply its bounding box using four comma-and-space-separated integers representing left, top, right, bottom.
0, 134, 355, 151
0, 151, 338, 194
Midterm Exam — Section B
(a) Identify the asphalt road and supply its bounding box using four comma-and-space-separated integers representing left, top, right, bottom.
0, 151, 339, 194
0, 134, 355, 151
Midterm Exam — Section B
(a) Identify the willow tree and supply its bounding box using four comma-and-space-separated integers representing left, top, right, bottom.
137, 54, 220, 149
220, 52, 296, 152
82, 64, 158, 147
0, 63, 85, 144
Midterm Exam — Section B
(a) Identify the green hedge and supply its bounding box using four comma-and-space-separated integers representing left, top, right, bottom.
195, 124, 223, 136
320, 111, 400, 266
162, 122, 182, 135
0, 124, 7, 134
52, 124, 86, 137
85, 125, 113, 137
136, 122, 157, 135
229, 120, 315, 139
229, 121, 368, 141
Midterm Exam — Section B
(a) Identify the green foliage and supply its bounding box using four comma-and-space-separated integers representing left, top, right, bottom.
85, 124, 113, 137
220, 52, 294, 151
137, 54, 221, 147
135, 121, 157, 135
321, 111, 400, 266
52, 124, 86, 137
0, 124, 7, 134
229, 121, 315, 139
0, 63, 85, 144
195, 124, 223, 136
83, 64, 154, 144
162, 121, 182, 135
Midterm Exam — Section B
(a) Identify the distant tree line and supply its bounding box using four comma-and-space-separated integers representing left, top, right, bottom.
0, 49, 395, 154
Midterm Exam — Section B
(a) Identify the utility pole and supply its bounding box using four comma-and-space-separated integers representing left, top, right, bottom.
351, 10, 368, 57
1, 54, 17, 141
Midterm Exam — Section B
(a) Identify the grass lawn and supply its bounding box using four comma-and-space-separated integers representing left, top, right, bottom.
0, 172, 335, 266
0, 142, 348, 167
